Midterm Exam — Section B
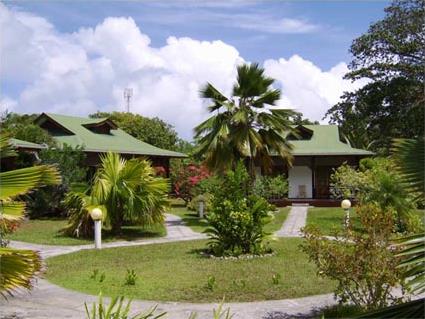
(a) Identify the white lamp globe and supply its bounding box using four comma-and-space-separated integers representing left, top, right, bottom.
341, 199, 351, 210
90, 207, 103, 221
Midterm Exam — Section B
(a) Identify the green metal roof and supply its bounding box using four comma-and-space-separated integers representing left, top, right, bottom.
286, 125, 373, 156
36, 113, 186, 158
10, 138, 46, 150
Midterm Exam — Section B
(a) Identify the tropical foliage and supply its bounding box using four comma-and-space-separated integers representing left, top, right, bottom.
329, 158, 420, 233
301, 203, 406, 310
194, 63, 295, 174
171, 162, 210, 204
65, 152, 169, 236
0, 134, 61, 296
252, 175, 288, 200
326, 0, 424, 153
205, 162, 273, 256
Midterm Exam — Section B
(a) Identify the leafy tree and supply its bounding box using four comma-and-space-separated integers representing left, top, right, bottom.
194, 63, 295, 175
0, 134, 61, 296
291, 112, 319, 125
65, 153, 168, 235
325, 0, 424, 153
0, 112, 55, 146
90, 112, 180, 151
39, 144, 87, 186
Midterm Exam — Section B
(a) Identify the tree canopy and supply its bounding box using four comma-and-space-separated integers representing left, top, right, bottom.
194, 63, 295, 174
325, 0, 424, 153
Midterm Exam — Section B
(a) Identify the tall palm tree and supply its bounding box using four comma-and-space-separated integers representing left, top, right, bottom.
0, 134, 61, 297
194, 63, 295, 175
91, 152, 169, 234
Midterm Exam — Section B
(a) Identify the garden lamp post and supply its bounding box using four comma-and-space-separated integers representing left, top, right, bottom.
198, 195, 205, 218
341, 199, 351, 229
90, 207, 103, 249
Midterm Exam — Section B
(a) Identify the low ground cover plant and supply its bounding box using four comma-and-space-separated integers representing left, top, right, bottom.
301, 203, 407, 311
205, 162, 274, 257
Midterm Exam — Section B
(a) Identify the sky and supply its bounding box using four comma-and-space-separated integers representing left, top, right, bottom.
0, 0, 389, 140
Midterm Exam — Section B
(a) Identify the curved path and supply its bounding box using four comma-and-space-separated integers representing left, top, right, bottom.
1, 209, 338, 319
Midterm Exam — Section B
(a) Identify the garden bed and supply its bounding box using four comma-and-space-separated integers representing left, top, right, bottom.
45, 238, 335, 302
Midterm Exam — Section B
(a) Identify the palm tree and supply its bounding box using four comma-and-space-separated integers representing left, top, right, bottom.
194, 63, 295, 176
0, 134, 61, 297
73, 152, 169, 235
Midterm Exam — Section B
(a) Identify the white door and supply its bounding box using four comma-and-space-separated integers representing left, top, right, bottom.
288, 166, 312, 198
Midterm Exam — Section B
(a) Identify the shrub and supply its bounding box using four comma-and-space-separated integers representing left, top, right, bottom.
205, 162, 273, 256
301, 203, 407, 311
330, 158, 419, 233
252, 175, 288, 200
171, 162, 210, 204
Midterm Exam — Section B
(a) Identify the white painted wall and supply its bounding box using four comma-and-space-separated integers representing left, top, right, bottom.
288, 166, 313, 198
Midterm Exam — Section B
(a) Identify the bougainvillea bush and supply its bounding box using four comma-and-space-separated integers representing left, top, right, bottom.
172, 162, 210, 204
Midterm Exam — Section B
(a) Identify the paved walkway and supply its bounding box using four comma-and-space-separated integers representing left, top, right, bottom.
9, 214, 207, 259
275, 205, 308, 237
2, 209, 340, 319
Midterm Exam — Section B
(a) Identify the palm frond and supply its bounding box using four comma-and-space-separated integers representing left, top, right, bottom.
0, 247, 42, 297
0, 134, 17, 159
0, 165, 61, 199
391, 138, 424, 196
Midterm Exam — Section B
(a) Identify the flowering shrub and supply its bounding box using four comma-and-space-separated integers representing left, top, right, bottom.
172, 163, 210, 204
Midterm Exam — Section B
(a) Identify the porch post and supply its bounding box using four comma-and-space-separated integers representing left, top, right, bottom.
312, 157, 316, 199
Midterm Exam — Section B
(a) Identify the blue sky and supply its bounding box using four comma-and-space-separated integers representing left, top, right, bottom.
5, 1, 388, 69
1, 1, 389, 139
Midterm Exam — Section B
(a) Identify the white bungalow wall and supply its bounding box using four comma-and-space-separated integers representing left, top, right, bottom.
288, 166, 312, 198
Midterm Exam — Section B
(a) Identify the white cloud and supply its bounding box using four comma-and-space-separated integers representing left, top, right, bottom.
264, 55, 367, 122
0, 4, 362, 141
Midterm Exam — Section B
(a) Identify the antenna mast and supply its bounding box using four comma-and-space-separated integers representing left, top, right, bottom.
123, 88, 133, 113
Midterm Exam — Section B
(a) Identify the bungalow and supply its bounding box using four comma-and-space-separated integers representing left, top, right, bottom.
34, 113, 186, 176
268, 125, 373, 204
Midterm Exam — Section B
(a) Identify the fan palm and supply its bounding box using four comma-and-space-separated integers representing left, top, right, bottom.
392, 138, 424, 294
0, 134, 61, 297
90, 152, 168, 234
194, 63, 295, 175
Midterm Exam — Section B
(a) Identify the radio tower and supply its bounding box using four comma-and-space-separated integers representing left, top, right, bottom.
123, 88, 133, 113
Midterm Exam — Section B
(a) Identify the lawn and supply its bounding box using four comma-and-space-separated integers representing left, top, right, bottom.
306, 207, 361, 235
9, 219, 166, 246
307, 207, 425, 235
169, 206, 290, 234
45, 238, 335, 302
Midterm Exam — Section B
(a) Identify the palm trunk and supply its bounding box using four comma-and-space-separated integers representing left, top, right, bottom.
111, 203, 124, 235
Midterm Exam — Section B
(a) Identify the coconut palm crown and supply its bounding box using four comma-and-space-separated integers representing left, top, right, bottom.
194, 63, 295, 175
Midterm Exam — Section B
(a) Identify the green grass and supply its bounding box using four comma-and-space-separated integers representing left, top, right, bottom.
169, 207, 290, 234
45, 238, 335, 302
169, 207, 209, 233
307, 207, 361, 235
9, 219, 166, 246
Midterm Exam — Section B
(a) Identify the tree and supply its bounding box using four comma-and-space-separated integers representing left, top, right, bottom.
0, 112, 56, 147
0, 134, 61, 296
90, 112, 180, 151
194, 63, 295, 175
325, 0, 424, 153
67, 152, 169, 235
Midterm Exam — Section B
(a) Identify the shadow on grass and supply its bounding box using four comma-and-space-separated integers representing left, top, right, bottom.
180, 212, 209, 230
